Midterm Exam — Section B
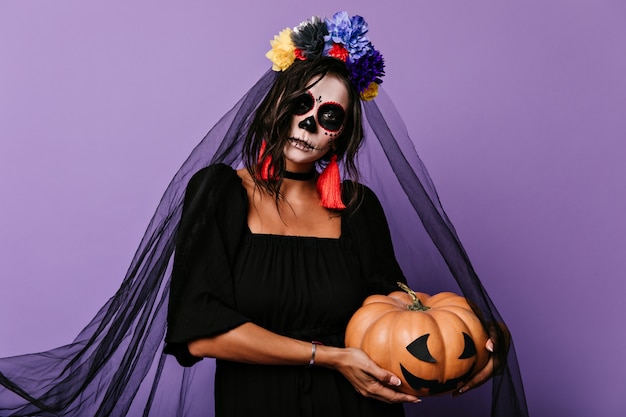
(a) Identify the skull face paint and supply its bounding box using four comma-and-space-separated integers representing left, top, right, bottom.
293, 91, 346, 133
284, 74, 349, 169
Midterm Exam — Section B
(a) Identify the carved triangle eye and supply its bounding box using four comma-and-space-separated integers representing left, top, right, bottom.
458, 332, 477, 359
406, 334, 437, 363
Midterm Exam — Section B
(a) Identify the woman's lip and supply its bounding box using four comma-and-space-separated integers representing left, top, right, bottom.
288, 137, 320, 151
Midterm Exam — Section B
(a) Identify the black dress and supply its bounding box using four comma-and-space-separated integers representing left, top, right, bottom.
165, 164, 406, 417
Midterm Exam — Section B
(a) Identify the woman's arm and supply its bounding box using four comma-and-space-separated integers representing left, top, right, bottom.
188, 322, 421, 404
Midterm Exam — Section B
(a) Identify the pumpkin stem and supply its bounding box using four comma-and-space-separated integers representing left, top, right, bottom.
397, 282, 431, 311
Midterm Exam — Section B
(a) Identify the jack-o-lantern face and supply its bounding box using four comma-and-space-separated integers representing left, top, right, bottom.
400, 333, 477, 395
345, 284, 491, 397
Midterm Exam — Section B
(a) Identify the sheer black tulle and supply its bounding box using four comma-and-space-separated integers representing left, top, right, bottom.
0, 70, 528, 417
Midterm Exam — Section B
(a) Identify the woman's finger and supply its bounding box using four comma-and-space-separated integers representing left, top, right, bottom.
357, 381, 421, 404
452, 357, 494, 397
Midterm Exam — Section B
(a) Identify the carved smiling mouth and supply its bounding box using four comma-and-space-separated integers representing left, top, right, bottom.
288, 137, 324, 152
400, 364, 475, 395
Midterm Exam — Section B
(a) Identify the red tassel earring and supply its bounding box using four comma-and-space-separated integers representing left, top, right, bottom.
316, 154, 346, 210
258, 141, 274, 180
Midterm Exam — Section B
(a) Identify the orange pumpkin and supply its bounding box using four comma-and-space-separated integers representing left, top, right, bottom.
345, 283, 490, 396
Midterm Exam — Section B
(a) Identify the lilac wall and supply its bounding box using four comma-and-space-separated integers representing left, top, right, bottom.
1, 1, 625, 416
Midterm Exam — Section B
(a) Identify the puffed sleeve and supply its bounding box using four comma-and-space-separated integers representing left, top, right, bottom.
164, 164, 250, 366
343, 182, 407, 296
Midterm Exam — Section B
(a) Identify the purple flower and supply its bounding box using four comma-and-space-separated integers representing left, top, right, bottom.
324, 11, 370, 61
348, 48, 385, 92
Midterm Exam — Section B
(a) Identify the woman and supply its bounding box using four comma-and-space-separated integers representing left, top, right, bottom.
165, 15, 493, 416
0, 12, 527, 417
165, 56, 417, 416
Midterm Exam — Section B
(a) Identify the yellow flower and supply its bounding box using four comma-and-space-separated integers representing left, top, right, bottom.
360, 82, 379, 101
265, 28, 295, 71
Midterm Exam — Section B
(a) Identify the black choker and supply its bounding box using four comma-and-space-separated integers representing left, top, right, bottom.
284, 170, 316, 181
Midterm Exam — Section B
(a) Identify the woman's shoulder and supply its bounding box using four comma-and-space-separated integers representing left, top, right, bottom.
186, 163, 243, 192
182, 163, 246, 210
342, 180, 382, 212
188, 163, 239, 186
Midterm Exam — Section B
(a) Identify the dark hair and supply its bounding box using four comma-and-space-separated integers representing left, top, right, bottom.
243, 57, 363, 210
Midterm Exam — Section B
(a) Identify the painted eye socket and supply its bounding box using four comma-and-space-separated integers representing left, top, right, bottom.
293, 92, 315, 115
293, 92, 346, 132
317, 103, 345, 132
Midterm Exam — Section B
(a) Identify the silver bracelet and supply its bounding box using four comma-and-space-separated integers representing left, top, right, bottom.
307, 341, 322, 367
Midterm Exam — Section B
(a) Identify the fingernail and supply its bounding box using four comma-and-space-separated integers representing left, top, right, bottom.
451, 387, 466, 398
486, 340, 494, 353
390, 376, 401, 386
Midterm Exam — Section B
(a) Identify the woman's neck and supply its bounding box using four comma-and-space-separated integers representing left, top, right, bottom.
284, 169, 316, 181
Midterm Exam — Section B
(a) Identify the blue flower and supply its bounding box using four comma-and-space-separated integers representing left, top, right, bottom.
324, 12, 371, 61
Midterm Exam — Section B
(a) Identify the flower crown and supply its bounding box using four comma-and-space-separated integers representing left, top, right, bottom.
266, 12, 385, 101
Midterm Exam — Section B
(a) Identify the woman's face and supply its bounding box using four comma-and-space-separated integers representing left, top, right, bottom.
283, 73, 350, 170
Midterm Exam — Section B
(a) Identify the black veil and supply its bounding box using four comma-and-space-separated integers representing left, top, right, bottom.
0, 69, 528, 417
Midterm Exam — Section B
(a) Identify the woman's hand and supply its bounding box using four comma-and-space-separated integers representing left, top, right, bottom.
321, 346, 421, 404
452, 339, 494, 396
454, 322, 511, 396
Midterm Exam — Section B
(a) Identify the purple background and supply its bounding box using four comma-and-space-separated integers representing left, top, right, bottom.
1, 1, 625, 416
